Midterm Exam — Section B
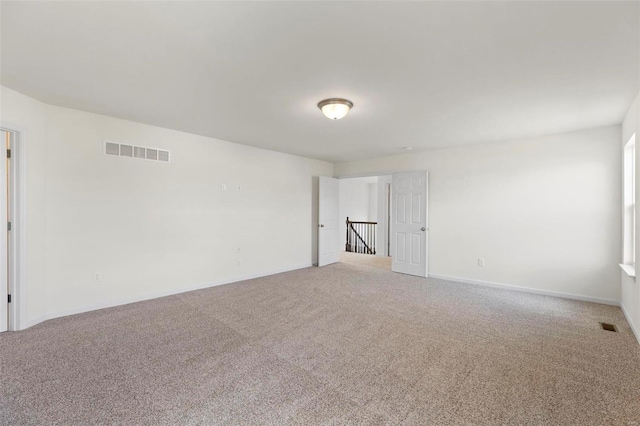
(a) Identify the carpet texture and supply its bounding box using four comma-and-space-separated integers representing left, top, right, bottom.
340, 251, 391, 272
1, 262, 639, 425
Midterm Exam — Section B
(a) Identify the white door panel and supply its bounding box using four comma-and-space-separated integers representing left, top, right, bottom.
391, 171, 428, 277
318, 176, 339, 267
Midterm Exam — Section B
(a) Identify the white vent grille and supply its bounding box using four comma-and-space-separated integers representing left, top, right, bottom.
105, 142, 120, 156
120, 144, 133, 157
103, 141, 170, 163
133, 146, 146, 159
146, 148, 158, 160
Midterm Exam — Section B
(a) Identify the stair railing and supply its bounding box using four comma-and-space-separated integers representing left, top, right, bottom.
345, 217, 377, 255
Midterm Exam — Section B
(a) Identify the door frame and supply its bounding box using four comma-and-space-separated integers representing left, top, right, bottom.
336, 170, 429, 266
317, 176, 340, 266
1, 123, 27, 331
386, 182, 392, 256
370, 175, 393, 257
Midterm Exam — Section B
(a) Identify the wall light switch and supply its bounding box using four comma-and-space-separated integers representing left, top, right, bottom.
478, 258, 485, 267
221, 184, 227, 191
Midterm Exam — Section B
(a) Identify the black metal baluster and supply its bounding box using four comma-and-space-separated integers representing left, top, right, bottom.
373, 223, 376, 255
345, 217, 349, 252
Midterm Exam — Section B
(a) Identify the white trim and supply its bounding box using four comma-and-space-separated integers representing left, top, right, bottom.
0, 122, 27, 332
0, 130, 7, 332
428, 273, 620, 306
25, 314, 49, 330
376, 176, 392, 258
23, 263, 312, 329
619, 263, 636, 278
620, 303, 640, 345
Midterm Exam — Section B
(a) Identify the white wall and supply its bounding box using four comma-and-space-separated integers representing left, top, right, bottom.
1, 86, 333, 329
368, 183, 378, 222
335, 126, 622, 303
621, 92, 640, 343
338, 177, 377, 251
1, 83, 631, 333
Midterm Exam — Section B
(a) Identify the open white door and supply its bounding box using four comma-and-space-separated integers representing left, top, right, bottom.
318, 176, 339, 267
0, 131, 8, 332
391, 171, 428, 277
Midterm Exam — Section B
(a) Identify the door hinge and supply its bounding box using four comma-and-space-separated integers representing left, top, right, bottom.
7, 222, 11, 231
6, 149, 10, 159
7, 294, 11, 303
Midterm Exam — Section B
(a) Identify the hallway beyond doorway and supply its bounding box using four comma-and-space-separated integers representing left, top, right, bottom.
339, 251, 391, 272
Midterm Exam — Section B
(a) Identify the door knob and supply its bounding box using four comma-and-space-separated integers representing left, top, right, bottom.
319, 224, 325, 228
421, 227, 426, 231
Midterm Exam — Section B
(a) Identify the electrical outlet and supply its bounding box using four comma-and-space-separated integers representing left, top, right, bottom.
478, 258, 485, 267
235, 185, 242, 191
93, 272, 101, 282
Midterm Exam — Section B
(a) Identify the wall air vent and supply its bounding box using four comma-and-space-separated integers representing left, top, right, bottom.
146, 148, 158, 161
104, 141, 170, 163
133, 146, 146, 159
105, 142, 120, 156
120, 144, 133, 157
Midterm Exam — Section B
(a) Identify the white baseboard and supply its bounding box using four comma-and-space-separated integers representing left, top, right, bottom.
22, 263, 312, 331
428, 273, 620, 306
25, 314, 49, 330
620, 303, 640, 345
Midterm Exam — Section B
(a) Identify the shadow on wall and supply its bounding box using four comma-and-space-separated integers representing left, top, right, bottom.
311, 176, 319, 266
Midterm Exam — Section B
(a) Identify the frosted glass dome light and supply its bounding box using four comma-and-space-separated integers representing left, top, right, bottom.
318, 98, 353, 120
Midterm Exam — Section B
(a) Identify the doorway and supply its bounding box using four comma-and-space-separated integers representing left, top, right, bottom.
317, 172, 429, 278
337, 175, 392, 271
0, 127, 20, 332
1, 130, 12, 332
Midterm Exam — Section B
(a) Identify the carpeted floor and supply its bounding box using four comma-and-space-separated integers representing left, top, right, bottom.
1, 263, 639, 425
340, 251, 392, 271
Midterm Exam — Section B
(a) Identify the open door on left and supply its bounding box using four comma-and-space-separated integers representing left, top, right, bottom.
318, 176, 339, 267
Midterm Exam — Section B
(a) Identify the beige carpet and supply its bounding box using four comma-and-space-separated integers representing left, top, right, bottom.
340, 251, 392, 271
1, 263, 639, 425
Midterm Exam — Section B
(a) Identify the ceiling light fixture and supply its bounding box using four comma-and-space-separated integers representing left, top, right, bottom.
318, 98, 353, 120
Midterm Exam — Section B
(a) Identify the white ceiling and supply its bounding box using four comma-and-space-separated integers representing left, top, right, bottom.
1, 1, 638, 163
